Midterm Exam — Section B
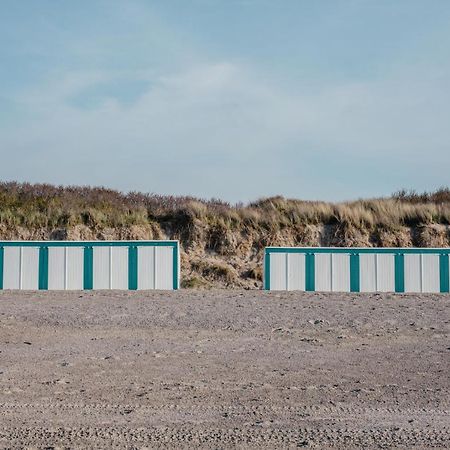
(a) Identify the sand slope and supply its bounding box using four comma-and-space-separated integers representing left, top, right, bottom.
0, 290, 449, 448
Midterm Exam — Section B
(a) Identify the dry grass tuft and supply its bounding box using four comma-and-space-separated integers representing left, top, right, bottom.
1, 181, 449, 232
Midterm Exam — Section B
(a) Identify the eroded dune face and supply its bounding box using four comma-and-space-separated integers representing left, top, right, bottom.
2, 183, 450, 289
0, 290, 449, 448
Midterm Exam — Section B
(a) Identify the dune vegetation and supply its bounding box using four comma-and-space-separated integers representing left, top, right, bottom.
0, 182, 449, 288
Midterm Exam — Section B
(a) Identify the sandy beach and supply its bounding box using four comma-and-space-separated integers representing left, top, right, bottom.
0, 290, 449, 448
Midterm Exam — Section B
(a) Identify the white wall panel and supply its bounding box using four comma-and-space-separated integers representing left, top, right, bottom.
422, 254, 440, 293
360, 253, 395, 292
111, 247, 128, 290
315, 253, 332, 292
156, 246, 173, 290
49, 247, 84, 290
48, 247, 65, 290
93, 246, 110, 289
21, 247, 39, 290
377, 254, 395, 292
3, 247, 39, 290
404, 254, 421, 293
3, 247, 21, 289
137, 246, 155, 290
66, 247, 84, 290
269, 253, 287, 291
331, 253, 350, 292
287, 253, 305, 291
360, 254, 376, 292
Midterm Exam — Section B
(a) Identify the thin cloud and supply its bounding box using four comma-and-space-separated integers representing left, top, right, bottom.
1, 59, 449, 200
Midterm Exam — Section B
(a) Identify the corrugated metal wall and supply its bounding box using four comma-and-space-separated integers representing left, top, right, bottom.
0, 241, 179, 291
269, 253, 307, 291
359, 254, 396, 292
264, 247, 450, 293
3, 247, 40, 290
48, 246, 84, 290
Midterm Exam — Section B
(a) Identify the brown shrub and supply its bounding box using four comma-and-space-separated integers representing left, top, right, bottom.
0, 181, 449, 243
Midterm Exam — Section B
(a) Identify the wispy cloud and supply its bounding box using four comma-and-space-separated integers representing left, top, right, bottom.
2, 58, 449, 201
1, 1, 450, 201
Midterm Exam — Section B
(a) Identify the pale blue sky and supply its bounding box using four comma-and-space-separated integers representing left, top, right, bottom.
1, 0, 449, 202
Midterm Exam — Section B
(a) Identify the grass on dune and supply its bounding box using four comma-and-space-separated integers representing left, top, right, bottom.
0, 181, 449, 232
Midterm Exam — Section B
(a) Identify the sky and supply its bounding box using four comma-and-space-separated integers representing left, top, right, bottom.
1, 0, 450, 203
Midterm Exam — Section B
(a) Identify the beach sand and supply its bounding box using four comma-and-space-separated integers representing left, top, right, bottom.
0, 290, 449, 448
